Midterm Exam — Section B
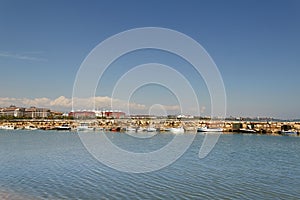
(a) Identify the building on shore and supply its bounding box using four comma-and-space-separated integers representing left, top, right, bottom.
24, 107, 51, 118
102, 110, 125, 119
0, 105, 51, 118
129, 115, 157, 119
68, 111, 96, 119
69, 110, 126, 119
0, 105, 25, 117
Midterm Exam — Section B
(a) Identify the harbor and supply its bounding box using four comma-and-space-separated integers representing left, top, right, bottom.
0, 118, 299, 136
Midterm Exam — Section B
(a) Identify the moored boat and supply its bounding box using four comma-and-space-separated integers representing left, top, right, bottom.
197, 127, 223, 132
56, 124, 71, 131
136, 127, 146, 132
125, 127, 136, 132
24, 125, 38, 130
146, 127, 157, 132
239, 128, 256, 133
77, 123, 95, 131
281, 130, 298, 136
0, 125, 15, 130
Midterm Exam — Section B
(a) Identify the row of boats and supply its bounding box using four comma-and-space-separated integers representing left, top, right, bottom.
125, 126, 186, 134
1, 123, 298, 136
0, 123, 218, 133
106, 126, 220, 134
0, 125, 38, 130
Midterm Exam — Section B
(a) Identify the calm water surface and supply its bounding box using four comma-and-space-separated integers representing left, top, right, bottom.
0, 130, 300, 199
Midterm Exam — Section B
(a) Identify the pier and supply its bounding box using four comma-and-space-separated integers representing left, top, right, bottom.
0, 118, 299, 135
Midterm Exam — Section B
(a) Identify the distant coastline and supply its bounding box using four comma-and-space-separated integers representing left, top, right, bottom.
1, 105, 300, 135
0, 118, 299, 136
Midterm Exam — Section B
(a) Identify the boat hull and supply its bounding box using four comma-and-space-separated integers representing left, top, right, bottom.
56, 127, 71, 131
0, 125, 15, 130
281, 131, 298, 136
197, 127, 223, 132
77, 127, 95, 131
239, 128, 256, 133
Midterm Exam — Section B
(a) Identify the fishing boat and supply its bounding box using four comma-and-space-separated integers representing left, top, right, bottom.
239, 128, 256, 133
239, 125, 256, 133
146, 127, 157, 132
136, 127, 146, 132
197, 126, 223, 132
56, 124, 71, 131
281, 130, 298, 136
125, 127, 136, 132
24, 125, 38, 130
77, 122, 95, 131
0, 125, 15, 130
169, 127, 185, 134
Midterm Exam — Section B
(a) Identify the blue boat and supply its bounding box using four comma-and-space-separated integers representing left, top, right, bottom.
281, 130, 298, 136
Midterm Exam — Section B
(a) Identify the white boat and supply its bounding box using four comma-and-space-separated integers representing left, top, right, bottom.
0, 125, 15, 130
77, 123, 95, 131
240, 128, 256, 133
56, 124, 71, 131
146, 127, 157, 132
136, 127, 146, 132
169, 127, 185, 134
126, 127, 136, 132
25, 125, 38, 130
239, 125, 256, 133
197, 127, 223, 132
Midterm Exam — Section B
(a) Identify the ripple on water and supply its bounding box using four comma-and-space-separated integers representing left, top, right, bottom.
1, 131, 300, 199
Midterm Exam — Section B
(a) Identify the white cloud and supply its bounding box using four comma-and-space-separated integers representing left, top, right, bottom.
50, 96, 72, 107
0, 96, 180, 114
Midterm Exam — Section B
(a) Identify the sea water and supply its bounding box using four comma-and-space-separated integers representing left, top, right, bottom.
0, 130, 300, 199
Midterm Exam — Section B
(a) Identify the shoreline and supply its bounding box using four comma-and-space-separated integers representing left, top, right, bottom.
0, 118, 299, 135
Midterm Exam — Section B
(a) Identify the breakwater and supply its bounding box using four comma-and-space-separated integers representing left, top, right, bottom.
0, 118, 299, 135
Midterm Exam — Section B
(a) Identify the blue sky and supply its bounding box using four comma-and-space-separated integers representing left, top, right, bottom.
0, 0, 299, 119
